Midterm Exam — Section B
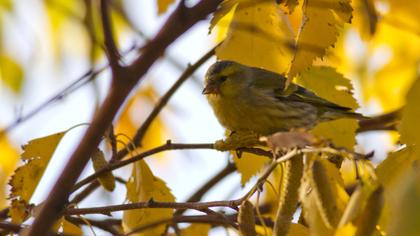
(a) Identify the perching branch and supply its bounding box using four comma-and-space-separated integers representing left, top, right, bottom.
72, 141, 273, 192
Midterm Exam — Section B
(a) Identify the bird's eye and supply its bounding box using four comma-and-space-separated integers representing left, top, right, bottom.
219, 76, 228, 82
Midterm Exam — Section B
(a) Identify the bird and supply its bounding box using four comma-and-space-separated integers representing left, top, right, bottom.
203, 60, 364, 136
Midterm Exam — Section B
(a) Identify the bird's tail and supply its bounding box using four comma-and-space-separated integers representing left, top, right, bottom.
358, 108, 403, 132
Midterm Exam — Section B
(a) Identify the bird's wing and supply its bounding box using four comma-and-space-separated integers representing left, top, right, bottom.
249, 68, 351, 111
279, 85, 352, 111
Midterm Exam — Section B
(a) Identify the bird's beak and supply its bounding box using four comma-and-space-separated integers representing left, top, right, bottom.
202, 83, 220, 95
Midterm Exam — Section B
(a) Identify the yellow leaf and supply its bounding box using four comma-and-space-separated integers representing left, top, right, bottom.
376, 147, 418, 189
238, 201, 257, 236
91, 148, 115, 192
376, 147, 419, 229
123, 160, 175, 236
387, 0, 420, 34
9, 131, 66, 202
9, 199, 29, 224
354, 186, 383, 236
334, 223, 356, 236
349, 21, 420, 112
297, 66, 359, 149
300, 176, 334, 236
115, 86, 167, 153
156, 0, 176, 15
387, 167, 420, 236
0, 55, 24, 93
62, 219, 83, 236
233, 151, 270, 186
274, 156, 303, 236
0, 135, 18, 208
20, 131, 66, 161
289, 0, 352, 77
287, 223, 309, 236
180, 223, 211, 236
312, 119, 358, 150
338, 184, 370, 227
209, 0, 238, 34
310, 160, 345, 228
400, 78, 420, 147
216, 0, 294, 74
301, 157, 348, 235
296, 66, 358, 109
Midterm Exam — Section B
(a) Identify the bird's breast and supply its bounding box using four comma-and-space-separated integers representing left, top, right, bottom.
206, 91, 318, 135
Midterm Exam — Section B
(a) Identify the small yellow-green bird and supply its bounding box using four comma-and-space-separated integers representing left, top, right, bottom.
203, 60, 364, 135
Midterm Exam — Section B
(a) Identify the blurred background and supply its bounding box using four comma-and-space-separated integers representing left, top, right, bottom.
1, 0, 419, 235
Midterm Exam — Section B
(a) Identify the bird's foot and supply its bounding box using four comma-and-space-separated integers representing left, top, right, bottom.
214, 131, 261, 151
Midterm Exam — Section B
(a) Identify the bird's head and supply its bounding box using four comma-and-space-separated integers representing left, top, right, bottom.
203, 60, 250, 97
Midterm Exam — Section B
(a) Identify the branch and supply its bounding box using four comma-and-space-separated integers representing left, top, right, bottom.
69, 180, 100, 205
65, 199, 242, 215
100, 0, 120, 70
0, 221, 22, 234
24, 1, 222, 234
109, 1, 202, 84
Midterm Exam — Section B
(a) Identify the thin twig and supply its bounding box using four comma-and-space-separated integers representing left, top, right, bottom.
100, 0, 120, 70
72, 142, 215, 192
69, 181, 100, 205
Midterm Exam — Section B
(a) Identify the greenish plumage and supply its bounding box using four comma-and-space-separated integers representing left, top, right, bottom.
203, 60, 364, 135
